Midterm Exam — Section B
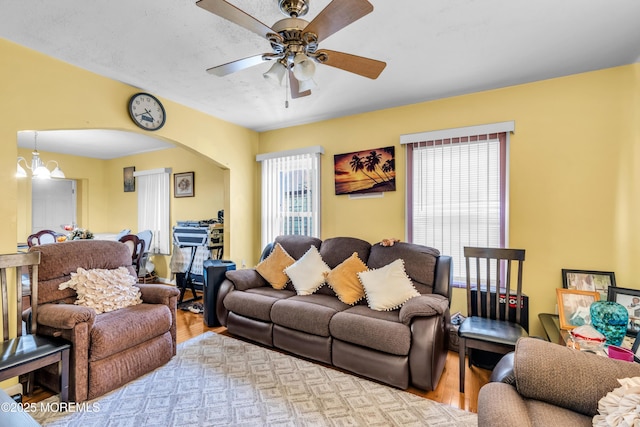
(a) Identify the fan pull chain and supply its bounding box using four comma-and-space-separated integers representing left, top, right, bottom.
285, 67, 290, 108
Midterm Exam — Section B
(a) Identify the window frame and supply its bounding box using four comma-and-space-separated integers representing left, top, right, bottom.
402, 122, 514, 286
257, 146, 323, 249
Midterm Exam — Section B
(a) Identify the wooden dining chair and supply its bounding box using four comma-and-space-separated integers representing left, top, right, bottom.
458, 247, 528, 393
136, 230, 154, 279
119, 234, 145, 277
26, 230, 59, 247
0, 252, 70, 402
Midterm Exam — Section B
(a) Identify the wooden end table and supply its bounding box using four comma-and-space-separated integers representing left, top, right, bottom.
538, 313, 569, 346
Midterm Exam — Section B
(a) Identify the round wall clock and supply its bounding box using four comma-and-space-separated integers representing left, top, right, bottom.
128, 92, 166, 131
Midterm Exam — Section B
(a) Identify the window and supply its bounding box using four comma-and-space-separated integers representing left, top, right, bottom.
257, 146, 323, 248
134, 168, 171, 255
402, 122, 514, 285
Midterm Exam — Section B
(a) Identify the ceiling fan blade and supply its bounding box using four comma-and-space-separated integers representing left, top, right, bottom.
317, 50, 386, 79
196, 0, 274, 39
289, 70, 311, 99
206, 54, 267, 76
303, 0, 373, 43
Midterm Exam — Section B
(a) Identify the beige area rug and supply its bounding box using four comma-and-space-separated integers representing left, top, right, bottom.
31, 332, 477, 426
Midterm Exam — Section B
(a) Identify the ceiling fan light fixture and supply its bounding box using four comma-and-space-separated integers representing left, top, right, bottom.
263, 61, 287, 86
293, 53, 316, 81
298, 77, 317, 93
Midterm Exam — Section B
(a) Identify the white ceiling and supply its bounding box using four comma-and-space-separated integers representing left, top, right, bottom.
17, 130, 174, 160
3, 1, 640, 158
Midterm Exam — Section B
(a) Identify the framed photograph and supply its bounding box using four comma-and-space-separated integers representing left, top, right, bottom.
608, 287, 640, 336
562, 269, 616, 299
631, 330, 640, 362
333, 146, 396, 195
174, 171, 195, 198
123, 166, 135, 192
556, 288, 600, 330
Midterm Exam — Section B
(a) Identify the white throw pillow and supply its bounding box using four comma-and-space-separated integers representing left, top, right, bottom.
594, 377, 640, 426
59, 267, 142, 314
358, 259, 420, 311
285, 245, 330, 295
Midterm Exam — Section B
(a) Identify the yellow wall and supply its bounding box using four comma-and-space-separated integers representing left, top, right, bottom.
17, 146, 226, 280
105, 147, 226, 279
0, 36, 259, 366
16, 148, 108, 241
3, 35, 640, 347
259, 64, 640, 337
2, 37, 258, 263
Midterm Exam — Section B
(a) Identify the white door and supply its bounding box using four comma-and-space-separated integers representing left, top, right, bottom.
32, 179, 76, 233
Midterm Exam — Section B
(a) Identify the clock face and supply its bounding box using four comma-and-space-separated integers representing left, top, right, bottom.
128, 93, 166, 131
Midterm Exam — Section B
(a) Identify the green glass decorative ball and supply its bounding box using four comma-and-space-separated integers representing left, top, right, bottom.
590, 301, 628, 346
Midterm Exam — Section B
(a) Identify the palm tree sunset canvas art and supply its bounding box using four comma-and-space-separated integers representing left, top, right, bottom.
334, 146, 396, 195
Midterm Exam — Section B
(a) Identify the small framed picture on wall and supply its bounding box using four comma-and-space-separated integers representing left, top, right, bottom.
174, 171, 195, 198
123, 166, 135, 192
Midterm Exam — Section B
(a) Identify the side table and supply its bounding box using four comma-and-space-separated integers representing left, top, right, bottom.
538, 313, 569, 346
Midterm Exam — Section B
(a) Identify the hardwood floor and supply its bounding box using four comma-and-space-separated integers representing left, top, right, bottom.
27, 305, 491, 413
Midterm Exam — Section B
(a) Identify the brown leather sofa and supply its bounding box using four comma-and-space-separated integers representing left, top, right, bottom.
479, 337, 640, 426
29, 240, 179, 402
216, 235, 452, 391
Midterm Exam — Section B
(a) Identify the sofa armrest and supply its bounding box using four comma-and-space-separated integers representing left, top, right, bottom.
478, 383, 533, 427
216, 279, 234, 326
433, 255, 452, 301
137, 283, 180, 305
225, 269, 269, 291
37, 303, 95, 330
490, 351, 516, 384
514, 337, 640, 416
399, 294, 449, 325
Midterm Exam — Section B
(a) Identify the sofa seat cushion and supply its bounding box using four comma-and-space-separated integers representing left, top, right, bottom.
329, 305, 411, 356
271, 294, 350, 337
224, 287, 295, 322
90, 303, 172, 361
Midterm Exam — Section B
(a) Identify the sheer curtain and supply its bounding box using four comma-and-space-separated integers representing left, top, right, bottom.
133, 168, 171, 255
257, 146, 323, 249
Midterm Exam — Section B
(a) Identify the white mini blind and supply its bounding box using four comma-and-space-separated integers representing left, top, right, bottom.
403, 123, 512, 284
257, 146, 323, 249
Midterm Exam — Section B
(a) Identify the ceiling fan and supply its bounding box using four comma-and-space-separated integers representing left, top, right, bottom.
195, 0, 386, 99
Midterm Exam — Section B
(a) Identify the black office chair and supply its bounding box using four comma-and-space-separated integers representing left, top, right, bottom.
458, 247, 528, 393
0, 252, 70, 402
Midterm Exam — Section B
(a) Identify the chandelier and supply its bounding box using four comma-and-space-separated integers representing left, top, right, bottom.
16, 131, 66, 179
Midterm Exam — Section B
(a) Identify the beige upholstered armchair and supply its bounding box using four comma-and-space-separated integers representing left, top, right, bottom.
29, 240, 179, 402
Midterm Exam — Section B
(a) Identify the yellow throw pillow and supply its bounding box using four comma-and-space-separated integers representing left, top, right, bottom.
325, 252, 368, 305
255, 243, 295, 289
